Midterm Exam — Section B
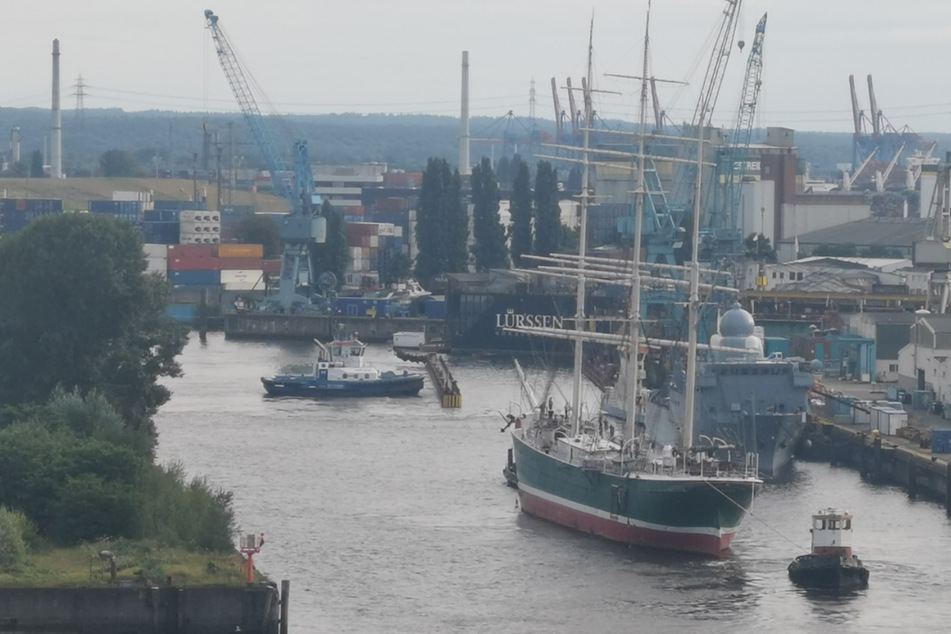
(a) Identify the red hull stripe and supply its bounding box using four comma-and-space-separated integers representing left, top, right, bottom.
518, 484, 735, 556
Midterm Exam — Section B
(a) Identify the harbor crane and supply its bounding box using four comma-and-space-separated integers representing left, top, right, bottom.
705, 12, 767, 260
204, 9, 327, 314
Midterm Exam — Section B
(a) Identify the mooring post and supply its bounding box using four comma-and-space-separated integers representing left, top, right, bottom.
873, 435, 883, 484
279, 579, 290, 634
908, 460, 917, 499
199, 287, 208, 343
945, 462, 951, 517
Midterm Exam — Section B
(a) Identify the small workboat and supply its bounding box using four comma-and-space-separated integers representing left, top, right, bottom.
788, 508, 869, 591
261, 333, 425, 398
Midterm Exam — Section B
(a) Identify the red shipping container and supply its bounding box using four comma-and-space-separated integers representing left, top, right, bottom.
168, 244, 215, 259
347, 235, 372, 248
168, 256, 220, 271
218, 257, 264, 270
262, 259, 282, 274
344, 206, 365, 215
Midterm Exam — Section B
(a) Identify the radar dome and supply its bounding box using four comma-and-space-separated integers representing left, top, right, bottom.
718, 303, 755, 337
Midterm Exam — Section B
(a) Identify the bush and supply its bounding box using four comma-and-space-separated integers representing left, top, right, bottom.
0, 507, 32, 570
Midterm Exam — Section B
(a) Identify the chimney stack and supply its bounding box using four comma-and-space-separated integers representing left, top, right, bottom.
51, 39, 62, 179
459, 51, 470, 177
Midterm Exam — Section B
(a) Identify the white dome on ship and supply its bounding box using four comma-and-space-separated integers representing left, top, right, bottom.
719, 303, 755, 337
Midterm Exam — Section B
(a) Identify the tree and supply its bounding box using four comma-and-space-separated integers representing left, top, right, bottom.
231, 214, 281, 259
533, 161, 562, 258
743, 232, 777, 262
0, 213, 187, 452
379, 253, 413, 286
30, 150, 44, 178
99, 149, 140, 177
470, 157, 509, 270
509, 161, 533, 266
445, 168, 469, 273
311, 199, 347, 290
415, 158, 447, 282
415, 158, 467, 281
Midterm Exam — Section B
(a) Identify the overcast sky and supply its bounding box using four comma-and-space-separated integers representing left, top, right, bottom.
6, 0, 951, 134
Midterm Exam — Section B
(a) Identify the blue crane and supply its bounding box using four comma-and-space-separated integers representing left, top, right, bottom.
204, 9, 328, 314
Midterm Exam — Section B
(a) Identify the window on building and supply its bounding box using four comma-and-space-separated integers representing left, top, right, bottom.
780, 272, 785, 279
889, 364, 898, 372
772, 272, 776, 279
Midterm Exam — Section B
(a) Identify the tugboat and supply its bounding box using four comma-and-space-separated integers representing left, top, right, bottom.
261, 333, 425, 398
788, 508, 869, 590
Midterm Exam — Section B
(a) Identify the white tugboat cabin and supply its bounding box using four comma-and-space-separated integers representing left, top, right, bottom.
810, 508, 854, 558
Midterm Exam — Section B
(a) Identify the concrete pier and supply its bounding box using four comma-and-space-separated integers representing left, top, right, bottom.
0, 583, 282, 633
799, 417, 951, 514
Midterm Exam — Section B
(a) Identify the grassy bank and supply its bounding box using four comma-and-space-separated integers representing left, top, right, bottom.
0, 539, 259, 588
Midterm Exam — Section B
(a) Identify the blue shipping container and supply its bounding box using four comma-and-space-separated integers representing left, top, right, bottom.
933, 429, 951, 454
167, 304, 197, 323
170, 270, 220, 286
424, 299, 447, 320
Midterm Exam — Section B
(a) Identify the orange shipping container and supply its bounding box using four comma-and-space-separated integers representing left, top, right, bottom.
218, 243, 264, 259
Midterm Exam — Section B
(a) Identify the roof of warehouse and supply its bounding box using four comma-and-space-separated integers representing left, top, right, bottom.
781, 218, 930, 247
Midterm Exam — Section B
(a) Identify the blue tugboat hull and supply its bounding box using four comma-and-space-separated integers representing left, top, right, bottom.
261, 374, 424, 398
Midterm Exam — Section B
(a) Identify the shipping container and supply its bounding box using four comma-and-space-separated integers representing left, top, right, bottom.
180, 210, 220, 223
179, 235, 221, 245
262, 259, 282, 274
140, 221, 180, 245
167, 304, 197, 323
0, 198, 64, 213
169, 256, 220, 272
218, 243, 264, 259
169, 270, 220, 286
424, 299, 447, 320
168, 244, 215, 259
143, 244, 169, 258
154, 200, 203, 212
220, 269, 265, 291
933, 429, 951, 454
218, 257, 264, 270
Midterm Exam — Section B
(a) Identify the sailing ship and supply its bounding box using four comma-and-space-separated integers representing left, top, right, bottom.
505, 10, 760, 556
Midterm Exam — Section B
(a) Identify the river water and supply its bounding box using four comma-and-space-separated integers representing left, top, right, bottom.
155, 332, 951, 633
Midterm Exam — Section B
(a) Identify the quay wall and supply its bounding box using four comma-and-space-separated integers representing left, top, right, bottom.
799, 419, 951, 512
0, 584, 280, 634
224, 313, 445, 343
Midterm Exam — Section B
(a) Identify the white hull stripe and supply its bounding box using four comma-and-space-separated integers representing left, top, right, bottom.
517, 481, 734, 540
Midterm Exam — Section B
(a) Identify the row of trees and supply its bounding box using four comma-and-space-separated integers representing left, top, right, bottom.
0, 214, 235, 567
413, 156, 568, 283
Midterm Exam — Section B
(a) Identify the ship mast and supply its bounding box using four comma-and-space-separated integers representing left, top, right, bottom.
570, 18, 595, 436
624, 1, 652, 442
684, 87, 707, 465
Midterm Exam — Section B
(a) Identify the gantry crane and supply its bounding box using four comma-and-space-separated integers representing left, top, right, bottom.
705, 13, 767, 260
204, 9, 327, 314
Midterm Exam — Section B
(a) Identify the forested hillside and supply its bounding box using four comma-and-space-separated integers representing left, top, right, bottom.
0, 107, 946, 178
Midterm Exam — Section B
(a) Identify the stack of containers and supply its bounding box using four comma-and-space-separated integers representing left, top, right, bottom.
179, 210, 221, 245
167, 244, 220, 293
345, 222, 380, 282
89, 200, 143, 223
343, 205, 366, 223
218, 243, 265, 291
0, 198, 64, 234
143, 244, 168, 278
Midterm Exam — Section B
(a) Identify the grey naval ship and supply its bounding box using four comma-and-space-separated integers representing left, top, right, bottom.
605, 303, 814, 480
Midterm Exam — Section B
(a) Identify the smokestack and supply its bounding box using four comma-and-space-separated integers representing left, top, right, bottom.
51, 39, 62, 179
10, 127, 20, 164
459, 51, 470, 177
